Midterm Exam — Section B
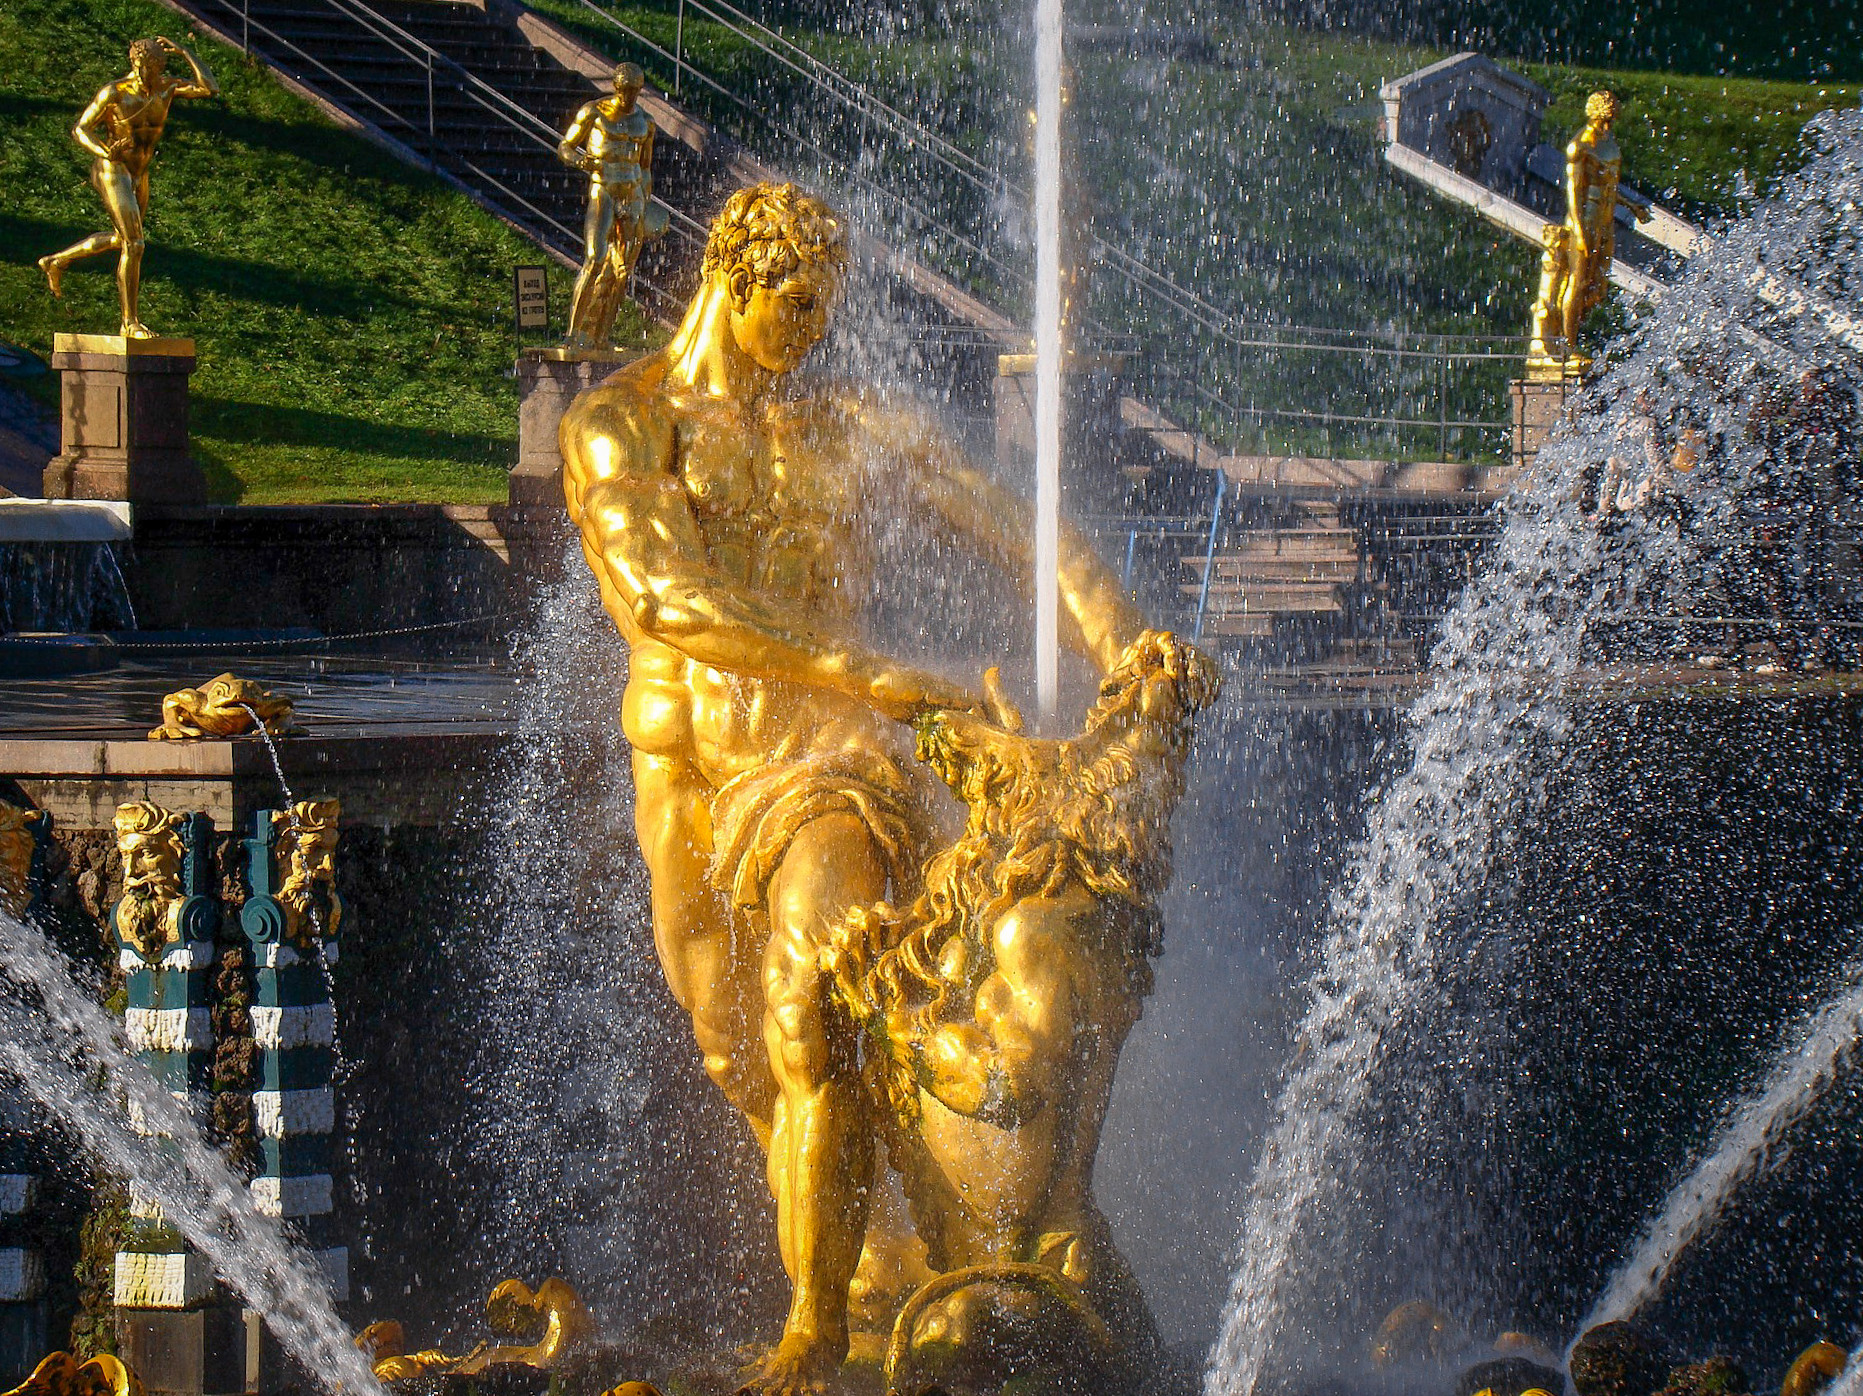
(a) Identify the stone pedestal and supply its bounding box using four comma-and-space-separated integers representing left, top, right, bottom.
116, 1305, 257, 1396
1510, 376, 1575, 469
44, 335, 205, 505
511, 349, 631, 510
994, 352, 1131, 513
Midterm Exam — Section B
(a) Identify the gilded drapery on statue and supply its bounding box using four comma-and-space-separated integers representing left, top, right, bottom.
560, 181, 1213, 1395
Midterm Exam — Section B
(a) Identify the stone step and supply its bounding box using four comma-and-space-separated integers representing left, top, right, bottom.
1186, 557, 1361, 583
1179, 582, 1345, 613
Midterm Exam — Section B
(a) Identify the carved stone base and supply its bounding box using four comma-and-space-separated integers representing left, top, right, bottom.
43, 335, 205, 505
1510, 376, 1576, 469
115, 1304, 257, 1396
510, 348, 633, 510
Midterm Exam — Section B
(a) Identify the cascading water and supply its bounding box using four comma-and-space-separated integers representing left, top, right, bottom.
1582, 965, 1863, 1333
1205, 104, 1863, 1396
0, 909, 380, 1395
447, 554, 770, 1339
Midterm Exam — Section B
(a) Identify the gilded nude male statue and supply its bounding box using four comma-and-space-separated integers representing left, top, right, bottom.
39, 37, 218, 339
1528, 90, 1650, 377
559, 182, 1145, 1393
557, 63, 664, 350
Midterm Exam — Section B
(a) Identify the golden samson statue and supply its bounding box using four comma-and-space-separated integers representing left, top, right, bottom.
39, 37, 217, 340
561, 182, 1211, 1395
1527, 90, 1650, 379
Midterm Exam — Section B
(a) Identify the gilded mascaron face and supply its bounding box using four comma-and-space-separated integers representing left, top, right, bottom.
727, 263, 838, 375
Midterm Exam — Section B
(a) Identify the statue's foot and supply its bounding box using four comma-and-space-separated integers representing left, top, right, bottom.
737, 1334, 842, 1396
120, 321, 154, 340
37, 256, 63, 297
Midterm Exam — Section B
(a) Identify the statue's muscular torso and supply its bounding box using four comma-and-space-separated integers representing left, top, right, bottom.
92, 80, 176, 177
567, 354, 902, 792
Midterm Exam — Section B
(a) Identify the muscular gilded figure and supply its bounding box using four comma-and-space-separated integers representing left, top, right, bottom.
558, 63, 662, 350
1528, 90, 1650, 378
39, 37, 217, 340
559, 182, 1144, 1393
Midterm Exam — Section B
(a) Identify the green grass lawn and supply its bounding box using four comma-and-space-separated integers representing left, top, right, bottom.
0, 0, 653, 504
520, 0, 1857, 461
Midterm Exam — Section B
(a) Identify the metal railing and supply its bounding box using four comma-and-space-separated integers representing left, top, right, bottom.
221, 0, 709, 306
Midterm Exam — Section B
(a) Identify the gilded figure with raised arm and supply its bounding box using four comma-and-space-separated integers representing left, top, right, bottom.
557, 63, 663, 350
39, 37, 217, 339
1528, 90, 1650, 378
559, 182, 1146, 1394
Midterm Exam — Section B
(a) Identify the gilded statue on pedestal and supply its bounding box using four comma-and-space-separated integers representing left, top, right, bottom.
1527, 90, 1651, 379
38, 37, 218, 340
561, 182, 1211, 1395
558, 63, 666, 350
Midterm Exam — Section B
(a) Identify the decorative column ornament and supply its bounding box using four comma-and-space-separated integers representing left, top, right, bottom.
240, 800, 346, 1300
109, 803, 220, 1312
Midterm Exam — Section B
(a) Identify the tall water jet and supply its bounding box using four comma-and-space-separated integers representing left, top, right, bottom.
0, 911, 381, 1395
1205, 104, 1863, 1396
1031, 0, 1063, 718
1582, 965, 1863, 1332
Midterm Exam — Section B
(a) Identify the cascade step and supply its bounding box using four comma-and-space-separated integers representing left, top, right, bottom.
1178, 583, 1345, 613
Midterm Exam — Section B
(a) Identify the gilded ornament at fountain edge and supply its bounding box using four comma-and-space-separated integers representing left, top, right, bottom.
358, 1278, 592, 1380
37, 37, 217, 340
1, 1353, 143, 1396
272, 799, 342, 950
149, 673, 297, 741
0, 801, 47, 920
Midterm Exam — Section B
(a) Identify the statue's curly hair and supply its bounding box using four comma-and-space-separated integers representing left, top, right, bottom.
1585, 90, 1621, 123
700, 182, 846, 289
129, 37, 165, 66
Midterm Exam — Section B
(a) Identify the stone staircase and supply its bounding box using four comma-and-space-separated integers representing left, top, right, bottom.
1178, 501, 1361, 640
176, 0, 712, 314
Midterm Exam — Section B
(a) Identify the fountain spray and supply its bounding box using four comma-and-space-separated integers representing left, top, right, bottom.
1032, 0, 1063, 718
1205, 103, 1863, 1396
0, 909, 382, 1396
1582, 963, 1863, 1333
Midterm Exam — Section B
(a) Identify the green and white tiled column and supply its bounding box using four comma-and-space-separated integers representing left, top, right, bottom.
111, 805, 221, 1312
241, 803, 346, 1302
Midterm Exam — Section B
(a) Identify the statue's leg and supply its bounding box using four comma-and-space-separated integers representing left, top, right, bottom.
565, 187, 616, 349
1558, 241, 1588, 362
632, 749, 774, 1139
39, 166, 133, 297
93, 165, 148, 336
751, 811, 886, 1394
